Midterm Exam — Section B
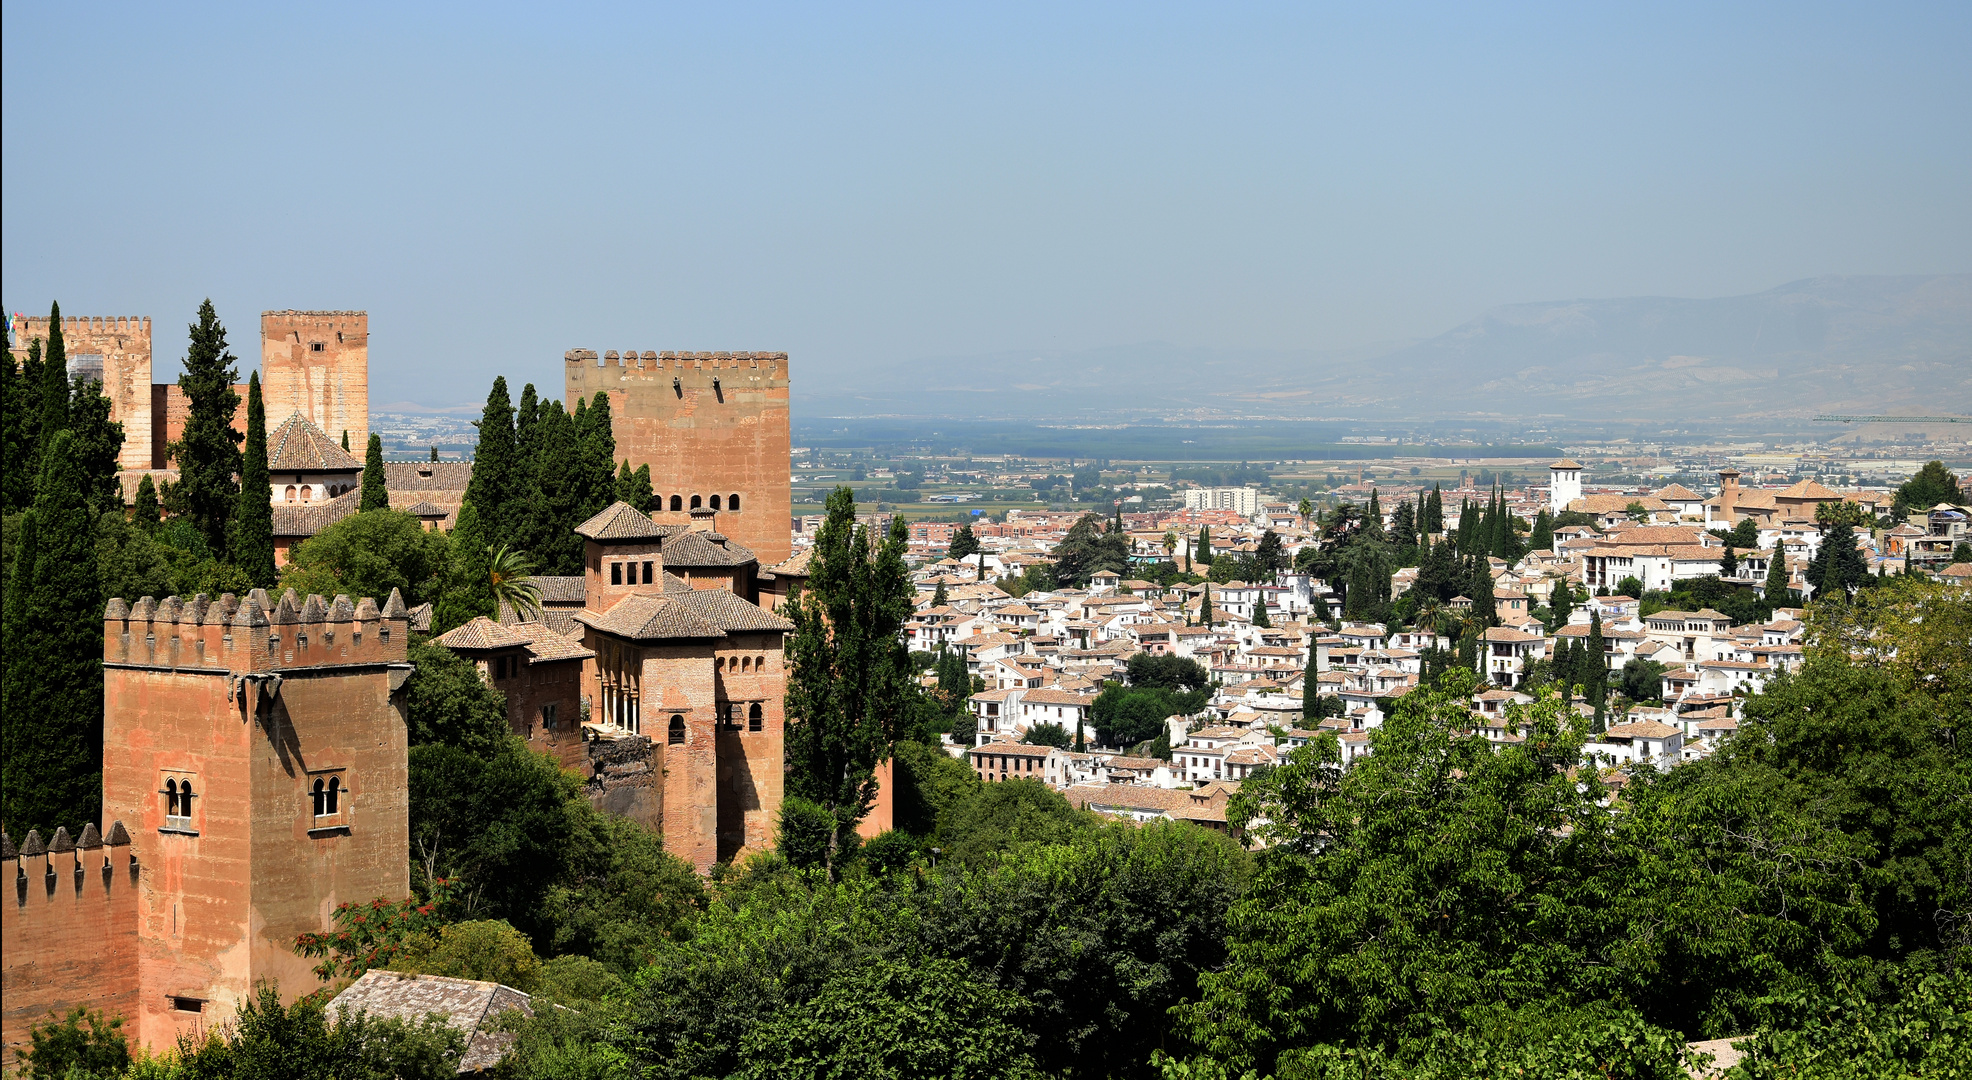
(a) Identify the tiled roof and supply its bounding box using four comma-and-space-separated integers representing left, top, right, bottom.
268, 412, 362, 472
436, 616, 594, 661
434, 616, 529, 650
663, 528, 757, 567
1652, 483, 1703, 500
381, 461, 474, 491
1605, 720, 1681, 739
575, 584, 793, 641
1550, 458, 1583, 469
327, 970, 531, 1073
536, 575, 587, 603
400, 500, 448, 518
762, 547, 813, 579
271, 489, 361, 538
576, 501, 668, 540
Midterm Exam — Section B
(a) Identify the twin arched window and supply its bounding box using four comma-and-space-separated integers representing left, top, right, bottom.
164, 778, 195, 821
310, 775, 342, 817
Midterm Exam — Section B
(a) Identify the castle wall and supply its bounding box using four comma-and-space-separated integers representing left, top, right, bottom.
1, 830, 141, 1068
10, 315, 153, 472
262, 312, 369, 452
566, 351, 792, 566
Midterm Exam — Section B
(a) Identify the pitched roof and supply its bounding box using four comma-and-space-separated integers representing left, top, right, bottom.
1652, 483, 1703, 501
535, 575, 587, 603
268, 412, 362, 472
662, 527, 757, 567
762, 547, 813, 579
327, 970, 532, 1073
574, 581, 794, 641
1550, 459, 1583, 469
575, 501, 669, 540
381, 461, 474, 491
271, 488, 361, 538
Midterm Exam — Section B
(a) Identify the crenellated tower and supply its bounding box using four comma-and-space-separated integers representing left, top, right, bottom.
262, 311, 369, 452
8, 314, 154, 472
566, 350, 792, 566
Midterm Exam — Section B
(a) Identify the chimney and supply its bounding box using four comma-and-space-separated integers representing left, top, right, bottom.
1718, 468, 1741, 523
689, 507, 717, 534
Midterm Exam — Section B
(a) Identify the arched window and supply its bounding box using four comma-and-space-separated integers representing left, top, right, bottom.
740, 656, 751, 672
177, 779, 194, 820
710, 494, 722, 511
756, 655, 766, 671
690, 494, 702, 510
301, 485, 314, 503
326, 775, 341, 815
285, 485, 297, 502
729, 493, 741, 511
749, 703, 763, 732
670, 495, 682, 511
668, 714, 686, 745
165, 778, 180, 817
311, 778, 326, 817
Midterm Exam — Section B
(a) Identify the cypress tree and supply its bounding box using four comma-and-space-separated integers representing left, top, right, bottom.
433, 501, 496, 634
1764, 547, 1791, 603
1201, 583, 1213, 626
66, 375, 126, 515
132, 473, 162, 534
1587, 610, 1608, 730
1531, 509, 1554, 555
34, 302, 70, 471
576, 391, 618, 525
164, 300, 242, 557
1425, 484, 1443, 535
2, 431, 106, 834
1197, 526, 1211, 568
341, 429, 350, 452
429, 446, 439, 462
527, 403, 586, 575
1468, 556, 1496, 627
515, 383, 540, 460
2, 330, 34, 513
463, 377, 517, 533
617, 460, 654, 512
1720, 544, 1738, 578
231, 373, 277, 589
361, 433, 390, 512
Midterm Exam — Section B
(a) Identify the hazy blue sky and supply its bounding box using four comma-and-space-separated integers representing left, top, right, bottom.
4, 2, 1967, 408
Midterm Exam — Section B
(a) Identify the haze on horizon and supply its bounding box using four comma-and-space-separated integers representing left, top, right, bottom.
4, 2, 1967, 412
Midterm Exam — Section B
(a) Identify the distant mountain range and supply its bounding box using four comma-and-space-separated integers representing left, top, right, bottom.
799, 274, 1972, 422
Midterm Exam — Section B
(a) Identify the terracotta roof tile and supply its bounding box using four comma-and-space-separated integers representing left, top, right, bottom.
268, 412, 362, 472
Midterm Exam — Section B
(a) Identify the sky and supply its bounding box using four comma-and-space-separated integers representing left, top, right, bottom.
4, 2, 1968, 409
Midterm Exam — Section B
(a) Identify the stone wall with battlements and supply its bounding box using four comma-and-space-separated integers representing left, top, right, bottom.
262, 312, 369, 452
565, 350, 791, 566
10, 315, 153, 472
1, 823, 142, 1068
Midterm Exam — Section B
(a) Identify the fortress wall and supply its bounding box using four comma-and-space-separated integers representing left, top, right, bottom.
262, 312, 369, 452
10, 315, 153, 472
0, 827, 141, 1069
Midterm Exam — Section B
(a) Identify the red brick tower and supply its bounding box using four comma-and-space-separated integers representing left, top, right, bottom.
564, 350, 791, 566
98, 587, 410, 1050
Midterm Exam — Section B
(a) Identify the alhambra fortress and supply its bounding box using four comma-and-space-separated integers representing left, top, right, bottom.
1, 311, 803, 1058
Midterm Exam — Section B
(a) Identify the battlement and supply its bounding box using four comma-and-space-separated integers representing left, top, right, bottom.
1, 823, 141, 1065
566, 349, 789, 371
9, 315, 152, 342
103, 588, 409, 672
261, 310, 368, 321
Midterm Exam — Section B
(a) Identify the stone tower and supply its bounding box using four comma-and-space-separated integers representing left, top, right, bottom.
97, 588, 410, 1051
8, 314, 153, 471
262, 312, 369, 452
1548, 458, 1583, 514
565, 350, 792, 566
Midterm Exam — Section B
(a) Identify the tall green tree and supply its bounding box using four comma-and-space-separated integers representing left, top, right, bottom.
575, 392, 618, 526
361, 433, 390, 512
132, 473, 162, 534
33, 303, 70, 481
1891, 460, 1962, 520
1805, 520, 1868, 599
1424, 483, 1444, 534
526, 403, 586, 575
1764, 547, 1791, 602
231, 373, 277, 589
163, 300, 242, 557
948, 524, 982, 561
1530, 508, 1554, 554
2, 432, 107, 834
1, 327, 33, 513
65, 374, 126, 515
615, 460, 654, 513
463, 377, 517, 531
784, 486, 917, 879
433, 501, 496, 634
1586, 610, 1607, 729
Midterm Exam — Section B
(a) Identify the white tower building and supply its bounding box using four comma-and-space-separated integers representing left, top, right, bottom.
1548, 459, 1583, 514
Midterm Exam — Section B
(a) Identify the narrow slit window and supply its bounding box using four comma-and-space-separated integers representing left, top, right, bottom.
749, 703, 763, 732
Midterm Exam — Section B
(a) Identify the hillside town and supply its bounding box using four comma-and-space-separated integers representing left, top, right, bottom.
872, 458, 1972, 829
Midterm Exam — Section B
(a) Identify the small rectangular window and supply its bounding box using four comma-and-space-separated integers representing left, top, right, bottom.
642, 561, 654, 583
310, 342, 326, 352
611, 562, 622, 585
171, 997, 205, 1013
